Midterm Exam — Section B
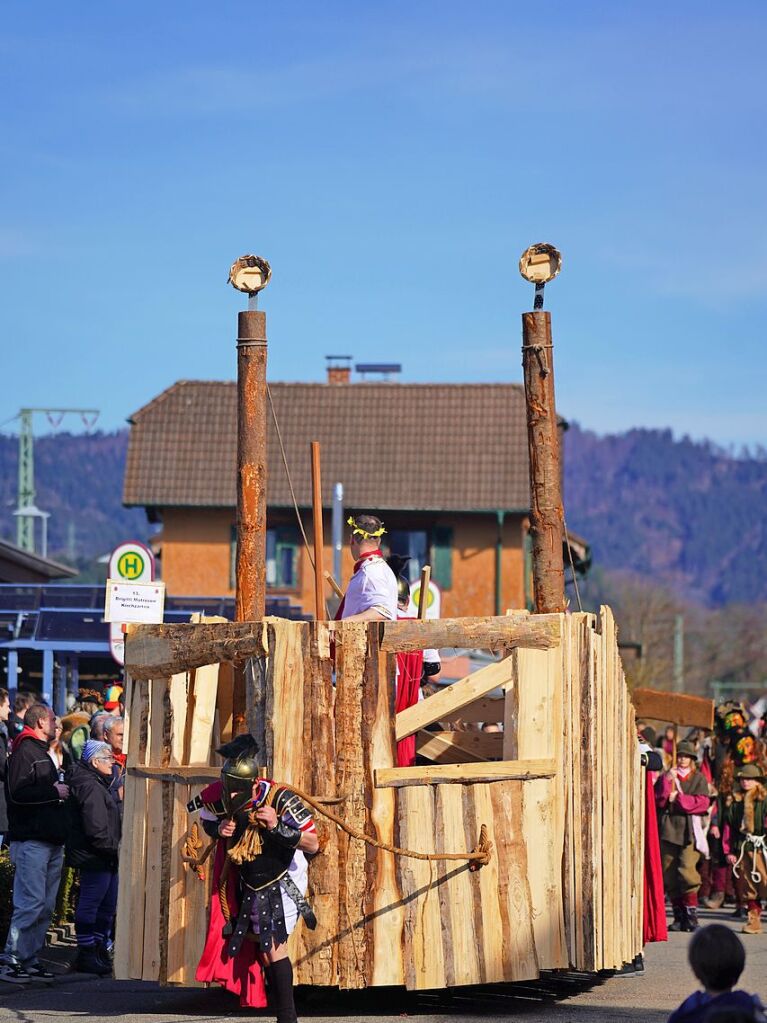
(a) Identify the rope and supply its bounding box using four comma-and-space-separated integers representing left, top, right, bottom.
733, 833, 767, 884
563, 517, 583, 612
266, 384, 316, 572
281, 784, 492, 867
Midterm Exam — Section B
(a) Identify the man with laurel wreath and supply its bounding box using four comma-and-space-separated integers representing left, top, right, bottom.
335, 513, 398, 622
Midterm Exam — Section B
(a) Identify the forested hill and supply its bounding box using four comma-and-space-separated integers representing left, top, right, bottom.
0, 430, 150, 571
0, 425, 765, 606
564, 424, 767, 607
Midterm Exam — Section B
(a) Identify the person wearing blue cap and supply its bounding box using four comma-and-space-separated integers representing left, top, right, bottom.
65, 739, 121, 975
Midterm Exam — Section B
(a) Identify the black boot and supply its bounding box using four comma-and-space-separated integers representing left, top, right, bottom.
684, 906, 700, 931
669, 905, 686, 931
95, 944, 113, 974
265, 958, 298, 1023
73, 946, 112, 976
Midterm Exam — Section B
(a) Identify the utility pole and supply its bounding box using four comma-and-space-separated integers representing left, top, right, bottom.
673, 614, 684, 693
228, 254, 271, 739
518, 244, 566, 614
14, 407, 99, 551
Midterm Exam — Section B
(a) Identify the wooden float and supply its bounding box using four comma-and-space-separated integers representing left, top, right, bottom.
114, 604, 643, 989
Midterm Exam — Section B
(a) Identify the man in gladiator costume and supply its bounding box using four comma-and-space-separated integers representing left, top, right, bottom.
191, 735, 319, 1022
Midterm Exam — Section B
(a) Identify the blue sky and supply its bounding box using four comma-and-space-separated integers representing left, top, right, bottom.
1, 2, 765, 446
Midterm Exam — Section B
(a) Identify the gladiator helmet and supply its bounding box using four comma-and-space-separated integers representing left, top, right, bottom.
217, 734, 260, 815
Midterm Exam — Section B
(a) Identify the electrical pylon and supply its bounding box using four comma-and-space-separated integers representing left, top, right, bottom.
14, 407, 99, 552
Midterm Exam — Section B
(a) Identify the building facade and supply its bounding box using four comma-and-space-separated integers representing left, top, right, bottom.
124, 378, 587, 618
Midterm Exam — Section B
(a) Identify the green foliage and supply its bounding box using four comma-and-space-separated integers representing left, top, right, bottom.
54, 865, 79, 926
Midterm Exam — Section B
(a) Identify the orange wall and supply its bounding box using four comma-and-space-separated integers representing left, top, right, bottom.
159, 508, 527, 616
161, 509, 234, 596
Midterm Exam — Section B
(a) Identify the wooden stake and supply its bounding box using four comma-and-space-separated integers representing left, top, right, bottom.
521, 311, 565, 614
324, 570, 344, 599
311, 441, 326, 620
417, 565, 431, 619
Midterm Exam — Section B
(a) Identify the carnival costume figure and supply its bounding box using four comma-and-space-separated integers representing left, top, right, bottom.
335, 514, 398, 622
723, 764, 767, 935
656, 740, 711, 932
192, 735, 318, 1021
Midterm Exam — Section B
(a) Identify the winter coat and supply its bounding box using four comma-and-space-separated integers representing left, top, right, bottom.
65, 760, 121, 871
0, 722, 8, 833
668, 988, 766, 1023
656, 769, 710, 846
6, 728, 66, 845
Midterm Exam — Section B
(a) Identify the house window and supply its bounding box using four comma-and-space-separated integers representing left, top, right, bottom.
230, 526, 301, 591
266, 527, 300, 589
431, 526, 453, 590
387, 530, 428, 583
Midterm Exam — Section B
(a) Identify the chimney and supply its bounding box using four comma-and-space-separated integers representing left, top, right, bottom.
326, 354, 352, 384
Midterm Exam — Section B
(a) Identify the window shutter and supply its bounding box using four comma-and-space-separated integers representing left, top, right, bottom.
431, 526, 453, 589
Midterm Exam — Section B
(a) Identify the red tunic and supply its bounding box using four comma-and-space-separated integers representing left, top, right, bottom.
194, 781, 267, 1008
395, 615, 424, 767
643, 771, 668, 943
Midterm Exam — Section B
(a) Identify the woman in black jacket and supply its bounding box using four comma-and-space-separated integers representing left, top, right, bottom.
66, 739, 121, 975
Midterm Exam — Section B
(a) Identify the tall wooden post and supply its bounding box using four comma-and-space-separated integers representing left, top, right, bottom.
235, 309, 267, 621
234, 309, 267, 738
521, 310, 566, 613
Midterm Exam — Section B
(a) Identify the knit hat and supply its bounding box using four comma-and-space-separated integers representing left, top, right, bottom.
81, 739, 112, 764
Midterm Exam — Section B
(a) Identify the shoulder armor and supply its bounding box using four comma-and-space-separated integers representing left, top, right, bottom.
273, 785, 313, 827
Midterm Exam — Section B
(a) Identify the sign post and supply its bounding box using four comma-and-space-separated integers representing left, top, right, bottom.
107, 541, 156, 666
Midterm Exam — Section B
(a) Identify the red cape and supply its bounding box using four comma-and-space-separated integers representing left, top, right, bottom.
395, 649, 424, 767
642, 770, 668, 943
194, 782, 267, 1007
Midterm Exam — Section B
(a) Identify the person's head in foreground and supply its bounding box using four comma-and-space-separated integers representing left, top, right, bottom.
690, 926, 745, 995
667, 925, 766, 1023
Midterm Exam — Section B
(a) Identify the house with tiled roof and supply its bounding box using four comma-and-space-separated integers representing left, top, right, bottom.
123, 370, 588, 618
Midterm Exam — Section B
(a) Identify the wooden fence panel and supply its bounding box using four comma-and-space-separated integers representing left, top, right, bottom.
117, 609, 643, 991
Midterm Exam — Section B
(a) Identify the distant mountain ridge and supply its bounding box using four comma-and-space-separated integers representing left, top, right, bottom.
0, 430, 150, 567
564, 423, 767, 606
0, 425, 765, 606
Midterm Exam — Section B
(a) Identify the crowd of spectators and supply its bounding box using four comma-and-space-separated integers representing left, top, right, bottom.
640, 699, 767, 937
0, 682, 125, 985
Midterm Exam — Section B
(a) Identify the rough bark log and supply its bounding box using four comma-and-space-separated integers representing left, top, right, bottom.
521, 310, 565, 613
380, 613, 561, 653
126, 621, 268, 680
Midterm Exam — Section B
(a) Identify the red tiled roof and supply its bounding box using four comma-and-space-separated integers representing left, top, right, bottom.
124, 380, 536, 513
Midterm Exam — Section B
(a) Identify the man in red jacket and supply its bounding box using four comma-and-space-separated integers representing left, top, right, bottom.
0, 704, 69, 985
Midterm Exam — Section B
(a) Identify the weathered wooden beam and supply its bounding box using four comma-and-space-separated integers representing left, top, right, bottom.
129, 765, 219, 784
375, 758, 557, 789
416, 729, 503, 763
380, 613, 561, 653
451, 695, 506, 724
125, 621, 268, 680
396, 656, 515, 740
632, 687, 714, 730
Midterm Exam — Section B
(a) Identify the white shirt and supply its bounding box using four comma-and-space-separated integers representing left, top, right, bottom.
341, 555, 398, 621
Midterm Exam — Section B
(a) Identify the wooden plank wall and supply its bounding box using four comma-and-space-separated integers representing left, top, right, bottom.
117, 609, 642, 990
559, 609, 641, 973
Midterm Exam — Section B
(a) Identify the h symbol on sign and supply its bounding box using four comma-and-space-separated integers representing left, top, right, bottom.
123, 556, 140, 576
